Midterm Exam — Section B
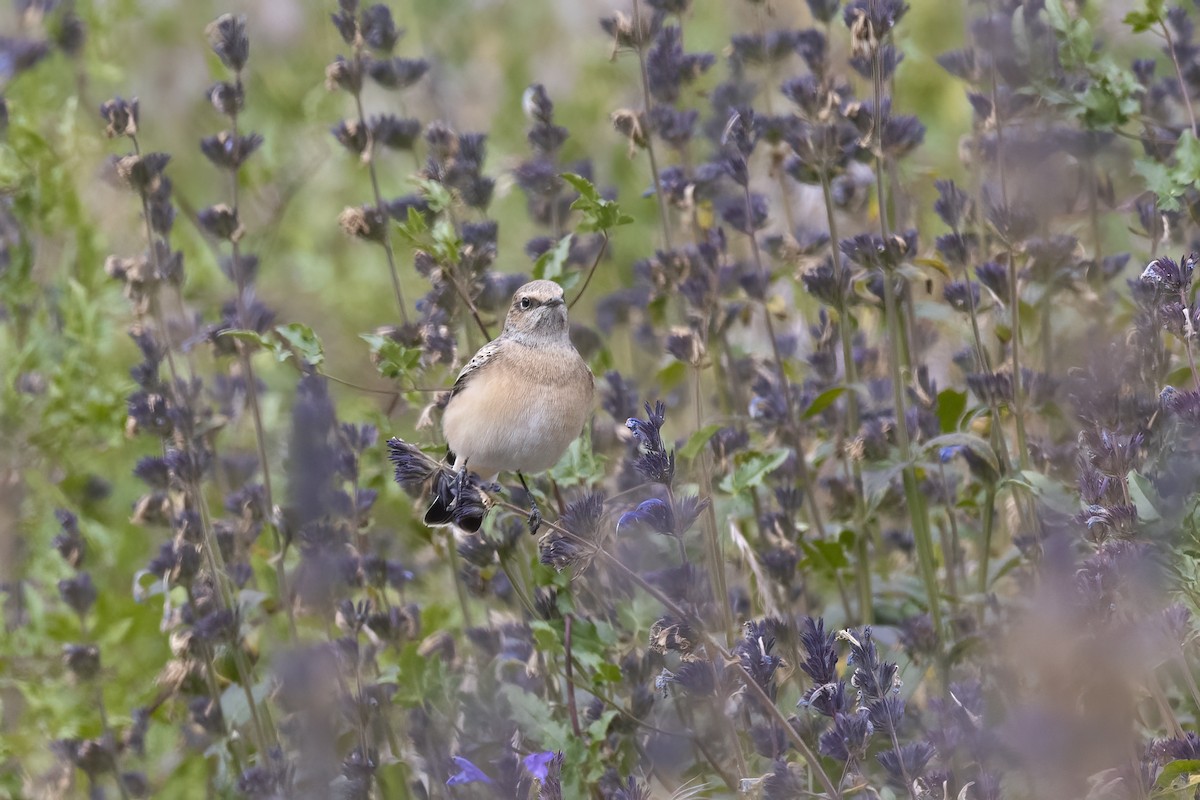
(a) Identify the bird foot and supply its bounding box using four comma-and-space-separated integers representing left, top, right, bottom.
453, 467, 469, 509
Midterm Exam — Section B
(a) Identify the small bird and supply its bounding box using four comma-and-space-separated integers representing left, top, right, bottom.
425, 279, 594, 531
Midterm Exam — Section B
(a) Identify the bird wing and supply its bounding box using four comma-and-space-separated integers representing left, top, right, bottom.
449, 338, 504, 399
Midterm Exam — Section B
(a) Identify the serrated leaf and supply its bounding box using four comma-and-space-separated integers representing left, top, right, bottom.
549, 431, 607, 486
414, 177, 454, 213
561, 172, 600, 202
533, 234, 573, 281
561, 172, 633, 232
1155, 759, 1200, 791
1124, 0, 1164, 33
395, 205, 430, 244
361, 333, 422, 380
275, 323, 324, 367
222, 328, 292, 362
1135, 158, 1181, 211
720, 448, 790, 493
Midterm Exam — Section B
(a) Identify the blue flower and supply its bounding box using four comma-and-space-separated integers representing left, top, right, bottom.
626, 401, 675, 485
938, 445, 963, 463
446, 756, 492, 786
618, 498, 674, 536
522, 751, 557, 782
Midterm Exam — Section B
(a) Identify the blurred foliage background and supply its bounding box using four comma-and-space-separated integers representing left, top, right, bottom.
1, 0, 1185, 797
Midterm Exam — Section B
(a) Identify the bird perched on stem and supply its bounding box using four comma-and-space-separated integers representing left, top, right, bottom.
425, 279, 594, 533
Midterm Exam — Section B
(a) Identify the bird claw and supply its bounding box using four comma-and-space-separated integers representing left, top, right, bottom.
527, 499, 542, 535
454, 467, 468, 508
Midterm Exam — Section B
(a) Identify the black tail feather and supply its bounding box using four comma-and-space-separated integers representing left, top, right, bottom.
424, 472, 455, 526
424, 468, 487, 531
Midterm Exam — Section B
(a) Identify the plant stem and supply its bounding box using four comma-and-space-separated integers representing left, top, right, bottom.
1163, 20, 1199, 137
871, 50, 943, 640
351, 64, 409, 323
693, 364, 735, 640
820, 171, 876, 621
564, 614, 582, 737
131, 143, 280, 750
978, 484, 996, 621
444, 528, 474, 628
741, 184, 830, 553
228, 80, 298, 642
631, 0, 673, 251
568, 232, 609, 310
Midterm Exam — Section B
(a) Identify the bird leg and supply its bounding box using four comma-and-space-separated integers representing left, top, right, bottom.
453, 458, 469, 510
517, 472, 541, 535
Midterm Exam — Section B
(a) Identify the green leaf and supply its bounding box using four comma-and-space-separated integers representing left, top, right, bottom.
430, 218, 462, 264
594, 663, 622, 687
560, 172, 601, 203
500, 684, 572, 748
1128, 471, 1163, 522
586, 709, 618, 741
548, 433, 607, 486
863, 461, 906, 512
802, 538, 849, 571
656, 360, 688, 391
414, 177, 454, 213
561, 172, 634, 233
720, 448, 790, 493
529, 620, 562, 655
533, 233, 573, 281
1006, 469, 1078, 514
1176, 130, 1200, 180
803, 386, 847, 419
679, 424, 722, 460
936, 389, 968, 433
394, 204, 430, 245
1134, 158, 1181, 212
1124, 0, 1165, 33
219, 679, 271, 730
1155, 759, 1200, 791
221, 328, 281, 355
275, 323, 324, 367
361, 333, 422, 380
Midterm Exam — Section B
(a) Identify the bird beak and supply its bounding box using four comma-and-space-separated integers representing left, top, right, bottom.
544, 298, 565, 307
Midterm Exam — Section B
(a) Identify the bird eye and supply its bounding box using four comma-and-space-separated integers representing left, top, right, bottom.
519, 297, 533, 310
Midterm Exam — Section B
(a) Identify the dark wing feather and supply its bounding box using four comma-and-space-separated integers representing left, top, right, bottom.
449, 339, 503, 399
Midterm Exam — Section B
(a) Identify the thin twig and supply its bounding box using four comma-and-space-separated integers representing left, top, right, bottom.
227, 73, 298, 643
1163, 20, 1199, 137
351, 64, 410, 323
564, 614, 582, 737
569, 232, 609, 310
870, 38, 943, 658
631, 0, 674, 251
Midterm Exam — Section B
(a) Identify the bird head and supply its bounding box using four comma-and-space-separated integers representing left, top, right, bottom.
503, 279, 570, 340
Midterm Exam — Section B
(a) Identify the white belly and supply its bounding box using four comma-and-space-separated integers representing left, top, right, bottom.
442, 361, 590, 478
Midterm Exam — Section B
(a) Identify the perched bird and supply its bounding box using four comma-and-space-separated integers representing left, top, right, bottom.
425, 279, 594, 531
